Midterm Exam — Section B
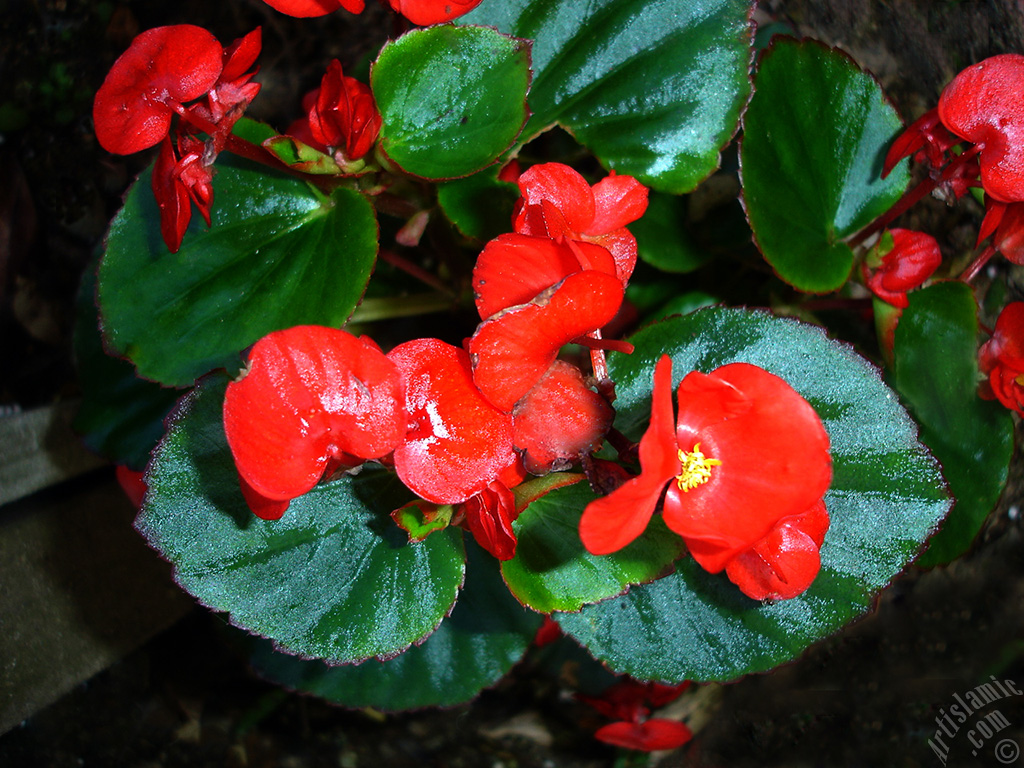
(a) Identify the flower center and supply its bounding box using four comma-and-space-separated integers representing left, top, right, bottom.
675, 442, 722, 492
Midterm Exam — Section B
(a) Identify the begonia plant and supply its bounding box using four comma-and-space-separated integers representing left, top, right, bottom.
77, 0, 1020, 755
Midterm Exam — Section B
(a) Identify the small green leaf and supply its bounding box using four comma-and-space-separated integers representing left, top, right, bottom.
502, 480, 686, 614
247, 540, 542, 710
99, 159, 378, 387
437, 166, 519, 241
892, 282, 1014, 567
263, 135, 345, 175
461, 0, 753, 192
740, 38, 910, 292
136, 378, 466, 664
556, 308, 950, 682
391, 500, 453, 543
373, 26, 530, 179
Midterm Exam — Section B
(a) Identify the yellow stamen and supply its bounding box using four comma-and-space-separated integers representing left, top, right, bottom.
675, 443, 722, 492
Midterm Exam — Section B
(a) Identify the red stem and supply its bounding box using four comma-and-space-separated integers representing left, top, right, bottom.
960, 244, 997, 284
377, 249, 452, 295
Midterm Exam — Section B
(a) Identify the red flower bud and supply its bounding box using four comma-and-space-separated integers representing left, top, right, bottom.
862, 228, 942, 308
93, 25, 224, 155
308, 60, 381, 162
223, 326, 405, 512
461, 480, 518, 560
938, 54, 1024, 203
979, 302, 1024, 415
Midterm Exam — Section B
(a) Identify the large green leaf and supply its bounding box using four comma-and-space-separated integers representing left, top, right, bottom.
891, 282, 1014, 567
740, 38, 910, 292
99, 161, 378, 387
373, 26, 530, 180
136, 378, 465, 664
502, 480, 686, 613
555, 308, 950, 682
248, 540, 542, 710
461, 0, 753, 193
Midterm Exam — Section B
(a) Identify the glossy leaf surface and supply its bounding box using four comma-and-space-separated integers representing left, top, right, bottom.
99, 160, 378, 387
373, 26, 530, 179
461, 0, 753, 193
248, 541, 542, 710
556, 308, 950, 682
892, 282, 1014, 567
741, 38, 910, 292
502, 480, 686, 613
136, 378, 465, 663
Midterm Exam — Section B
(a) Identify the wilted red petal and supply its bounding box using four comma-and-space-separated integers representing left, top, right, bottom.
261, 0, 364, 17
664, 363, 831, 572
996, 202, 1024, 264
386, 0, 483, 24
594, 719, 693, 752
389, 338, 517, 504
469, 271, 624, 413
938, 54, 1024, 203
724, 499, 829, 601
513, 360, 613, 474
223, 326, 405, 502
473, 234, 616, 320
93, 25, 224, 154
579, 356, 679, 555
462, 480, 518, 560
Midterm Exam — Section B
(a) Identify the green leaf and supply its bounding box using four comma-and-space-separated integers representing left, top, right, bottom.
740, 38, 910, 292
461, 0, 754, 192
891, 282, 1014, 567
373, 26, 530, 179
437, 166, 520, 241
633, 191, 713, 273
555, 308, 950, 682
263, 135, 345, 175
99, 160, 378, 387
247, 540, 542, 710
502, 480, 686, 613
73, 258, 181, 470
135, 378, 466, 664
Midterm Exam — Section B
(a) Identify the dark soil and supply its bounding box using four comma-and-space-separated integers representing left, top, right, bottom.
2, 1, 1024, 766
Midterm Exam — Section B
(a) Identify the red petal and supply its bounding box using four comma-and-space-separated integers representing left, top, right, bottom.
93, 25, 224, 154
469, 271, 624, 413
388, 0, 483, 25
979, 302, 1024, 415
589, 173, 649, 234
724, 499, 829, 601
223, 326, 405, 502
663, 363, 832, 572
938, 54, 1024, 203
239, 475, 290, 521
261, 0, 363, 17
115, 465, 148, 509
514, 163, 595, 234
996, 202, 1024, 264
473, 234, 616, 320
513, 360, 613, 474
389, 338, 517, 504
579, 356, 678, 555
874, 229, 942, 292
594, 719, 693, 752
220, 28, 262, 82
151, 136, 193, 253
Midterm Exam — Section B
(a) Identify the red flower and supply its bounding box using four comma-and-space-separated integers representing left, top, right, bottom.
938, 54, 1024, 203
223, 326, 406, 518
979, 302, 1024, 416
579, 356, 831, 598
468, 270, 625, 412
461, 477, 519, 560
385, 0, 484, 25
594, 719, 693, 752
578, 679, 692, 752
308, 60, 381, 162
260, 0, 364, 17
862, 228, 942, 308
387, 338, 518, 505
152, 134, 215, 253
513, 163, 649, 285
882, 108, 958, 178
93, 25, 224, 155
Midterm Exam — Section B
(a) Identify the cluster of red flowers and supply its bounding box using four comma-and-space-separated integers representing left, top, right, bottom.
223, 163, 649, 561
260, 0, 482, 26
93, 25, 263, 253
